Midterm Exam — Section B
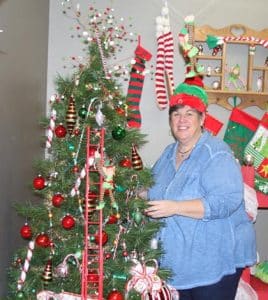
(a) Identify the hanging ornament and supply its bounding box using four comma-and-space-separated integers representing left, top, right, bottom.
15, 291, 27, 299
115, 106, 126, 116
55, 254, 80, 278
107, 290, 124, 300
42, 259, 52, 285
119, 156, 132, 168
112, 125, 126, 140
65, 96, 77, 135
107, 214, 119, 224
20, 223, 32, 239
52, 193, 64, 207
46, 109, 57, 149
95, 104, 105, 126
115, 184, 126, 192
105, 252, 112, 260
87, 270, 99, 283
35, 233, 50, 247
55, 124, 67, 138
78, 105, 87, 119
67, 141, 75, 151
73, 127, 80, 136
133, 208, 143, 225
17, 240, 35, 291
94, 230, 108, 246
55, 260, 69, 278
131, 144, 143, 170
72, 165, 79, 173
33, 175, 46, 190
61, 214, 75, 230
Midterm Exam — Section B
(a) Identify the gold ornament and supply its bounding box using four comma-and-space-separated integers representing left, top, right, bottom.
131, 144, 143, 171
65, 96, 77, 135
42, 259, 53, 285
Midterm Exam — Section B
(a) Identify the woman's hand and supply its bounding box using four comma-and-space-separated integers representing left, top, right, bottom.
145, 199, 205, 219
145, 200, 179, 218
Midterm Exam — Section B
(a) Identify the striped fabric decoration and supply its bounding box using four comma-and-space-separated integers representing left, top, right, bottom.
127, 45, 152, 128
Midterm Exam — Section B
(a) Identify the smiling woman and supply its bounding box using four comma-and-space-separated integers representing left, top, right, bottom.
142, 69, 257, 299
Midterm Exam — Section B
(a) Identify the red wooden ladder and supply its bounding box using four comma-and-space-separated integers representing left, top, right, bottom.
81, 127, 105, 300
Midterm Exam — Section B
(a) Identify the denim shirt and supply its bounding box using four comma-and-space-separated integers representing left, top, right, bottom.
148, 131, 256, 289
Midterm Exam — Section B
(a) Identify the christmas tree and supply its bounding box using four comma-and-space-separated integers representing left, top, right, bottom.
7, 4, 171, 300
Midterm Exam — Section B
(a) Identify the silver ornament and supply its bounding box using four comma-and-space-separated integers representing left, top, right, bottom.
244, 154, 254, 166
55, 261, 69, 278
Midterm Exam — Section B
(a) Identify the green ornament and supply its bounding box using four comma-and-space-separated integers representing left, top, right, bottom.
115, 185, 126, 192
112, 126, 126, 140
133, 209, 143, 225
75, 249, 82, 259
67, 142, 75, 151
78, 105, 87, 119
16, 291, 27, 299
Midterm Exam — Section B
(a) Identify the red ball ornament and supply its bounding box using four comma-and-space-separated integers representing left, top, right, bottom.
115, 107, 125, 116
72, 165, 79, 173
119, 157, 132, 168
87, 270, 99, 282
94, 230, 108, 246
20, 223, 32, 239
107, 290, 124, 300
52, 193, 64, 207
88, 145, 97, 157
33, 175, 46, 190
36, 233, 50, 247
73, 128, 80, 136
55, 124, 67, 138
61, 214, 75, 230
105, 252, 112, 260
107, 214, 118, 224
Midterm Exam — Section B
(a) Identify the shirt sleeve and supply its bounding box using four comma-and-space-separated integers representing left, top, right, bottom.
200, 152, 244, 221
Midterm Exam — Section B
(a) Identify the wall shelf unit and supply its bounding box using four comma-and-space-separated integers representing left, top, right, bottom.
193, 24, 268, 110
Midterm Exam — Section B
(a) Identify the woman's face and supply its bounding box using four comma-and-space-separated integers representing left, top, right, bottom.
169, 105, 205, 144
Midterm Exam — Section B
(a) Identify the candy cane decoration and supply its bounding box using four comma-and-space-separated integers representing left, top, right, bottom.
46, 109, 57, 149
207, 35, 268, 49
70, 151, 100, 197
70, 167, 86, 197
94, 26, 110, 79
17, 240, 35, 290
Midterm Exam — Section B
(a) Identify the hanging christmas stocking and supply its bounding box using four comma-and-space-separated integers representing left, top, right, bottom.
126, 43, 152, 129
203, 114, 223, 136
244, 112, 268, 179
155, 2, 174, 110
223, 107, 260, 164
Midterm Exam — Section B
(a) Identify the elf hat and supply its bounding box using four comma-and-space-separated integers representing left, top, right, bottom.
169, 75, 208, 112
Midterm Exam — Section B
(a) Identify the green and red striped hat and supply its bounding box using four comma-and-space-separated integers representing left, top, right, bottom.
169, 75, 208, 112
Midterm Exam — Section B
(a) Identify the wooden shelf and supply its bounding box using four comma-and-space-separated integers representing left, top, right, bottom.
194, 24, 268, 110
196, 55, 223, 60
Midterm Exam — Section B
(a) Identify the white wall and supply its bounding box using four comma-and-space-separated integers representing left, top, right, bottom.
47, 0, 267, 258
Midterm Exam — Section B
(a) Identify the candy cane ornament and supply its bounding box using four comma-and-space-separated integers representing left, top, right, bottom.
17, 240, 35, 290
46, 109, 57, 149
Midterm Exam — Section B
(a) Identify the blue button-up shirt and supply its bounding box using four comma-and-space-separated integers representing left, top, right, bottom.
148, 131, 256, 289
